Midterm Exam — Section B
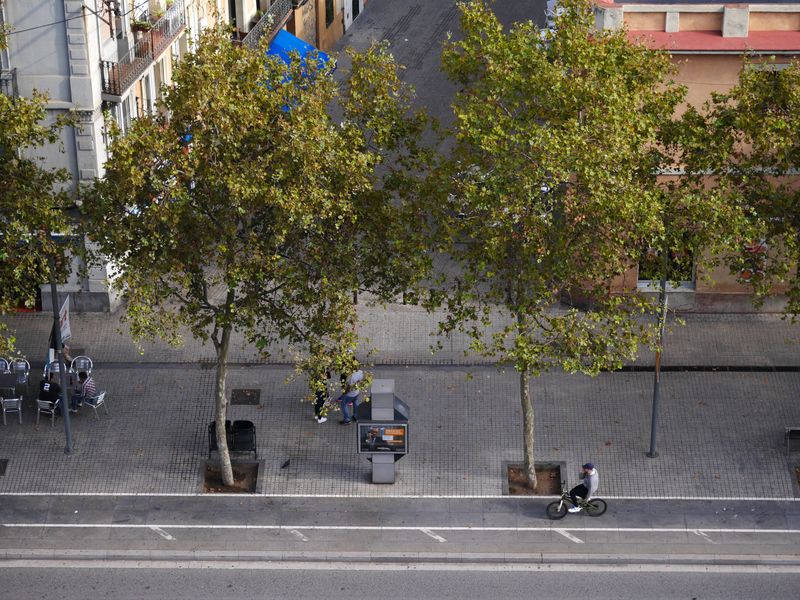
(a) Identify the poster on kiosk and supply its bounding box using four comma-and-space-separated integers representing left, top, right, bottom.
357, 423, 408, 454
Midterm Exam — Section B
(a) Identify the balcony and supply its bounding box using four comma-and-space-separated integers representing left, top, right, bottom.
240, 0, 293, 50
101, 0, 186, 100
0, 68, 17, 98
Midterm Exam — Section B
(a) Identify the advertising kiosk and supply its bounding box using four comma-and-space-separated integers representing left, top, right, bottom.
356, 379, 409, 483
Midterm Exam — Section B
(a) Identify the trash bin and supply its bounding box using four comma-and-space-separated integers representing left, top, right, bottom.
786, 428, 800, 457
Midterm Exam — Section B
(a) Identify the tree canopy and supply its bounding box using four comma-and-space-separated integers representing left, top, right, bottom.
435, 0, 686, 487
692, 59, 800, 314
0, 30, 73, 355
84, 27, 433, 484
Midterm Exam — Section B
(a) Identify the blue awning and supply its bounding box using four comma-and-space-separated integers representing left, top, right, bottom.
267, 30, 333, 73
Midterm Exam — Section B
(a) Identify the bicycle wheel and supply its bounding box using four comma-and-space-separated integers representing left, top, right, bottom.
546, 500, 567, 520
585, 498, 607, 517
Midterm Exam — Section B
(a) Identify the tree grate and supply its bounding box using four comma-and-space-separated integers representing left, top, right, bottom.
231, 389, 261, 406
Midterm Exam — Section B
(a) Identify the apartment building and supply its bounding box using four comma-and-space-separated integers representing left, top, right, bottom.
0, 1, 223, 310
594, 0, 800, 311
229, 0, 370, 52
0, 0, 332, 311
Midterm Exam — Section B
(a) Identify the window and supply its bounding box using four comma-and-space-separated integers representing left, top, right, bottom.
747, 62, 790, 73
99, 1, 114, 40
120, 98, 130, 135
142, 74, 153, 115
326, 0, 334, 27
637, 244, 695, 290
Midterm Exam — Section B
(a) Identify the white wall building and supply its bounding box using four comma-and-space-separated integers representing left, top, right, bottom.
0, 0, 224, 311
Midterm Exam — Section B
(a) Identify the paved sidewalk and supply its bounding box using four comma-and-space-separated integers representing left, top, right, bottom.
2, 304, 800, 367
0, 307, 799, 498
3, 0, 800, 501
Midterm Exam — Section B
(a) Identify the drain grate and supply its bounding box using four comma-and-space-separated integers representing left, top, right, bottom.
0, 459, 7, 476
231, 389, 261, 406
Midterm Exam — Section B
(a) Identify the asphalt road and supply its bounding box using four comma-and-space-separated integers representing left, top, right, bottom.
3, 566, 798, 600
2, 495, 799, 562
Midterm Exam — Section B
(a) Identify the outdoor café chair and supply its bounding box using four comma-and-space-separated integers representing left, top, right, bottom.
36, 398, 59, 427
44, 360, 63, 379
11, 358, 30, 387
1, 393, 22, 425
84, 391, 108, 420
70, 355, 93, 375
0, 357, 10, 373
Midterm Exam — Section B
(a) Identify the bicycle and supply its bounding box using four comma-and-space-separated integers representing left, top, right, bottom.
545, 484, 607, 520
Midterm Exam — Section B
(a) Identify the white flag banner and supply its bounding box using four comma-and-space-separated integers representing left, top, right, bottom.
59, 295, 71, 342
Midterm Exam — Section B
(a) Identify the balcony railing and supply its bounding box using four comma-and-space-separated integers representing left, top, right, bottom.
240, 0, 292, 50
101, 0, 186, 98
0, 68, 18, 98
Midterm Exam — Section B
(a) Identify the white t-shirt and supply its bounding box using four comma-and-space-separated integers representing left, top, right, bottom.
348, 370, 364, 386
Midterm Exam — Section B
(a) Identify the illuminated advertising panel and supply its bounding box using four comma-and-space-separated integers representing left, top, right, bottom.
357, 422, 408, 454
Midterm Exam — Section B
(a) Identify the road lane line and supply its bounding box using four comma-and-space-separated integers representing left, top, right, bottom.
420, 528, 447, 542
290, 529, 309, 542
694, 530, 718, 544
4, 523, 800, 535
554, 529, 584, 544
149, 526, 175, 541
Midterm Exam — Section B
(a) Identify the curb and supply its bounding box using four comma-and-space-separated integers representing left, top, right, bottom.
3, 549, 800, 570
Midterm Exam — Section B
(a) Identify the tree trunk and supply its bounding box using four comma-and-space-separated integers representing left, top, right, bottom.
520, 366, 537, 490
215, 323, 234, 487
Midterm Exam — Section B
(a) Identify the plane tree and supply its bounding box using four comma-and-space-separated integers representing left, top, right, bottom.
0, 29, 74, 356
689, 59, 800, 315
84, 27, 433, 485
435, 0, 686, 488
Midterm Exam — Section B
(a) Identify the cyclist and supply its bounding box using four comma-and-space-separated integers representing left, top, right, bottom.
568, 463, 598, 513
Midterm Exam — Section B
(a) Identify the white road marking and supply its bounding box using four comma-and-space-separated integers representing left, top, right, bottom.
420, 528, 447, 543
1, 559, 800, 574
0, 492, 797, 501
3, 523, 800, 535
554, 529, 584, 544
290, 529, 309, 542
149, 526, 175, 541
693, 530, 718, 544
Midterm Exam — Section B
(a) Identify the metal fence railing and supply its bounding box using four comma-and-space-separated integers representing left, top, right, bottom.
101, 0, 186, 97
0, 68, 18, 98
241, 0, 292, 50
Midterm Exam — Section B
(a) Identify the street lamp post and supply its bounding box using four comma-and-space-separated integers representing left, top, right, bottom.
47, 255, 73, 455
647, 256, 669, 459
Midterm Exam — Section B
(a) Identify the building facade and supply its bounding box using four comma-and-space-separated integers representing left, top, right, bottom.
0, 0, 226, 311
595, 0, 800, 311
1, 0, 334, 312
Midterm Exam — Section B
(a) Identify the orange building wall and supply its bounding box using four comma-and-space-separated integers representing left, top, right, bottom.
680, 12, 723, 31
291, 1, 317, 46
624, 12, 666, 31
316, 0, 344, 51
749, 13, 800, 31
672, 54, 740, 108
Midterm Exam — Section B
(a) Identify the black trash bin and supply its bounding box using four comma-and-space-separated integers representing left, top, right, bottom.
232, 420, 257, 458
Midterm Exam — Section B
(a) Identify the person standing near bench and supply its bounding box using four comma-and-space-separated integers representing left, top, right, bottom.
337, 369, 364, 425
70, 371, 96, 413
